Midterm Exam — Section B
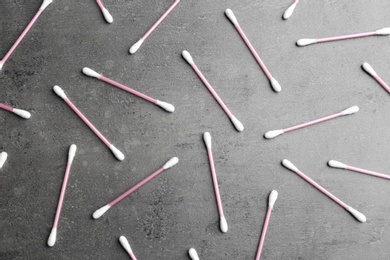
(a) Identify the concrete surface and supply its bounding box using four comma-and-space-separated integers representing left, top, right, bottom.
1, 0, 390, 259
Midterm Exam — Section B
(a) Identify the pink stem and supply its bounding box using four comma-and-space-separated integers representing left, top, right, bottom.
283, 112, 342, 133
255, 207, 272, 260
0, 103, 13, 112
96, 0, 104, 10
373, 75, 390, 93
294, 0, 300, 4
235, 25, 272, 81
64, 98, 111, 148
99, 75, 157, 104
207, 148, 224, 218
346, 166, 390, 180
108, 167, 165, 207
315, 32, 376, 43
129, 251, 138, 260
53, 163, 72, 228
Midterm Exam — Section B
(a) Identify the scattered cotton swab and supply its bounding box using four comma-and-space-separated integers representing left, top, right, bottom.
119, 236, 138, 260
53, 86, 125, 161
182, 51, 244, 131
282, 159, 366, 222
0, 152, 8, 169
283, 0, 300, 20
129, 0, 181, 54
255, 190, 278, 260
0, 0, 53, 71
329, 160, 390, 181
264, 106, 359, 139
96, 0, 113, 23
0, 103, 31, 119
297, 27, 390, 47
188, 248, 200, 260
93, 157, 179, 219
225, 9, 281, 92
362, 62, 390, 93
47, 144, 77, 247
82, 67, 174, 112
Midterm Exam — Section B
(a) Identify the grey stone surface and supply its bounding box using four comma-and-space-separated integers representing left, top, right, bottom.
1, 0, 390, 259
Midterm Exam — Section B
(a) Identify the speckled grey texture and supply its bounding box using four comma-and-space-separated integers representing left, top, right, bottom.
1, 0, 390, 259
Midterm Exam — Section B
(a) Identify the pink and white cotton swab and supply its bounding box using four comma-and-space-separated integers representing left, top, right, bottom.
93, 157, 179, 219
119, 236, 138, 260
129, 0, 181, 54
53, 86, 125, 161
96, 0, 113, 23
282, 159, 366, 222
204, 132, 228, 233
297, 27, 390, 47
329, 160, 390, 181
255, 190, 278, 260
47, 144, 77, 247
0, 0, 53, 71
0, 152, 8, 170
264, 106, 359, 139
0, 103, 31, 119
82, 68, 175, 112
362, 63, 390, 93
225, 9, 282, 93
188, 248, 200, 260
182, 51, 244, 132
283, 0, 300, 20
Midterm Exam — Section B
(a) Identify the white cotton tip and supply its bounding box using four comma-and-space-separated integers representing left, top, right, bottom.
68, 144, 77, 164
270, 78, 281, 92
109, 145, 125, 161
82, 67, 101, 78
225, 9, 239, 26
0, 152, 8, 169
375, 28, 390, 35
40, 0, 53, 11
328, 160, 347, 169
102, 8, 113, 24
0, 61, 4, 71
156, 100, 175, 112
12, 108, 31, 119
92, 204, 110, 219
264, 129, 283, 139
341, 106, 359, 115
230, 115, 244, 132
268, 190, 278, 209
188, 248, 200, 260
297, 39, 316, 46
182, 50, 194, 65
283, 3, 297, 20
53, 85, 68, 100
163, 157, 179, 170
47, 227, 57, 247
203, 132, 212, 149
347, 207, 367, 223
220, 216, 228, 233
282, 159, 298, 172
119, 236, 133, 255
129, 39, 144, 54
362, 62, 378, 77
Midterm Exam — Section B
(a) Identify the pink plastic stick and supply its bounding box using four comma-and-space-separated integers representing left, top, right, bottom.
96, 0, 104, 10
255, 207, 272, 260
0, 103, 13, 112
373, 75, 390, 93
315, 32, 376, 43
283, 112, 342, 133
53, 163, 72, 228
206, 147, 224, 218
346, 165, 390, 180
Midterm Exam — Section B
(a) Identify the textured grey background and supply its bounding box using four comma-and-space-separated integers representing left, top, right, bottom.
1, 0, 390, 259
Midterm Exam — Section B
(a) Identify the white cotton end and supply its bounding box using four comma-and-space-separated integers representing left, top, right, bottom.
225, 9, 239, 26
283, 3, 297, 20
328, 160, 347, 169
156, 100, 175, 112
129, 39, 144, 54
68, 144, 77, 164
82, 67, 101, 78
282, 159, 298, 172
230, 115, 244, 132
163, 157, 179, 170
268, 190, 278, 209
297, 39, 316, 46
375, 28, 390, 35
203, 132, 212, 149
119, 236, 133, 255
92, 204, 110, 219
102, 8, 113, 24
220, 216, 228, 233
0, 152, 8, 169
40, 0, 53, 11
182, 50, 194, 65
53, 85, 67, 100
264, 129, 283, 139
188, 248, 200, 260
347, 207, 367, 223
270, 78, 282, 92
47, 227, 57, 247
0, 61, 4, 71
12, 108, 31, 119
341, 106, 359, 115
362, 62, 377, 77
109, 145, 125, 161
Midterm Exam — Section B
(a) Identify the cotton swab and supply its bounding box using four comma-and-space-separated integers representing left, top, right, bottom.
129, 0, 181, 54
225, 9, 282, 93
255, 190, 278, 260
283, 0, 300, 20
282, 159, 366, 222
182, 51, 244, 132
0, 0, 53, 71
0, 103, 31, 119
53, 86, 124, 161
203, 132, 228, 233
264, 106, 359, 139
93, 157, 179, 219
188, 248, 200, 260
329, 160, 390, 181
47, 144, 77, 247
96, 0, 113, 23
0, 152, 8, 169
82, 67, 175, 112
119, 236, 138, 260
362, 62, 390, 93
297, 27, 390, 47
